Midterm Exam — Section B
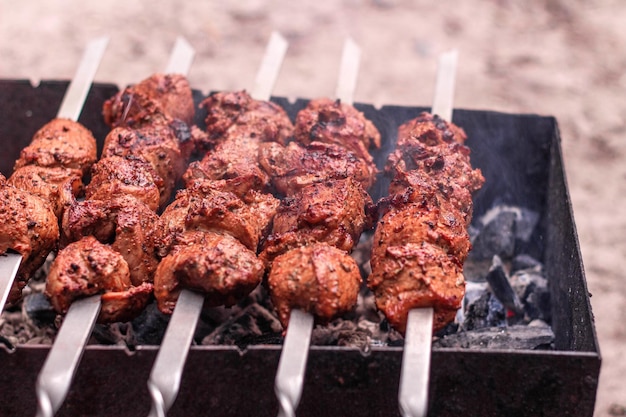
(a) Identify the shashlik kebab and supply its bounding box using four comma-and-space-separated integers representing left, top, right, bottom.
44, 72, 196, 324
35, 40, 196, 417
146, 32, 290, 417
0, 38, 108, 313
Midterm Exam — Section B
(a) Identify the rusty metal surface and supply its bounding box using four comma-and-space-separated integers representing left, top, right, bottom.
0, 81, 600, 416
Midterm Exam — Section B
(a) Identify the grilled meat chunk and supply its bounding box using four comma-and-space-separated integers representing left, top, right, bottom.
370, 201, 470, 273
85, 155, 163, 212
103, 73, 195, 128
396, 111, 467, 147
367, 241, 465, 334
46, 236, 153, 323
61, 195, 161, 286
258, 141, 376, 195
102, 122, 191, 206
294, 98, 380, 172
200, 90, 294, 146
368, 113, 484, 334
267, 243, 362, 329
7, 165, 83, 218
0, 181, 59, 304
183, 134, 270, 189
160, 179, 279, 254
260, 178, 374, 267
154, 231, 264, 314
13, 118, 97, 175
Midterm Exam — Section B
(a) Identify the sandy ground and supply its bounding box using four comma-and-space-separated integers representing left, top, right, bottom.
1, 1, 624, 415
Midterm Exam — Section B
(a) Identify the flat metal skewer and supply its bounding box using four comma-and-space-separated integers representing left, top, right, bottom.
146, 31, 287, 417
0, 37, 109, 318
398, 49, 458, 417
273, 37, 361, 417
34, 36, 195, 417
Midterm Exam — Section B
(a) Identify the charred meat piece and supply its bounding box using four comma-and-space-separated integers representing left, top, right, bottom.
103, 73, 195, 128
13, 118, 97, 175
258, 141, 376, 195
102, 122, 191, 206
159, 179, 279, 254
85, 155, 163, 212
294, 98, 380, 172
267, 243, 362, 329
367, 241, 465, 334
396, 111, 467, 147
260, 178, 374, 267
387, 141, 484, 195
7, 165, 83, 218
183, 134, 270, 190
61, 195, 161, 286
370, 201, 471, 275
199, 90, 294, 146
154, 231, 264, 314
368, 113, 484, 334
46, 236, 153, 323
0, 181, 59, 304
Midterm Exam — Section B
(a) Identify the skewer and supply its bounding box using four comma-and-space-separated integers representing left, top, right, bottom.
0, 37, 109, 317
34, 36, 194, 417
146, 31, 288, 417
273, 37, 361, 417
397, 49, 458, 417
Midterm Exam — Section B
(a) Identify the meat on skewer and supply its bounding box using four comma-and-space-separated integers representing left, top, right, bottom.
261, 97, 380, 329
153, 90, 289, 314
367, 112, 484, 334
0, 176, 59, 304
45, 72, 197, 323
2, 118, 98, 304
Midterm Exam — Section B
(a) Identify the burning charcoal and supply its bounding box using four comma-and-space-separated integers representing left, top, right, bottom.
469, 205, 541, 261
469, 208, 516, 260
202, 304, 283, 347
511, 254, 543, 273
23, 292, 56, 326
433, 322, 554, 350
462, 290, 506, 330
485, 255, 524, 315
129, 301, 172, 346
312, 320, 372, 352
510, 269, 551, 322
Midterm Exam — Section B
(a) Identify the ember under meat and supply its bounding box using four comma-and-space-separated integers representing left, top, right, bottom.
367, 112, 485, 334
0, 179, 59, 304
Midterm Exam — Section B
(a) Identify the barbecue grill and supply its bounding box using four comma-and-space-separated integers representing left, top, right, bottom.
0, 79, 600, 417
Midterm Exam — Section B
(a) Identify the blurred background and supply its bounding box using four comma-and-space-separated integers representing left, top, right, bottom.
1, 1, 624, 415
